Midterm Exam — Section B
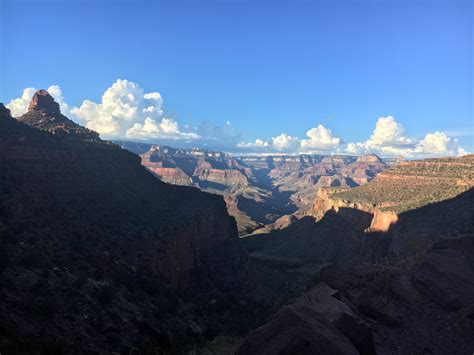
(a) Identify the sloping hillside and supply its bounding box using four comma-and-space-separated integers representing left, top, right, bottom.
331, 156, 474, 212
0, 93, 251, 352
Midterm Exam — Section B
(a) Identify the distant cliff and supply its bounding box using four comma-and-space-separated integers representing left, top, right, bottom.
119, 141, 391, 234
310, 156, 474, 232
311, 187, 398, 232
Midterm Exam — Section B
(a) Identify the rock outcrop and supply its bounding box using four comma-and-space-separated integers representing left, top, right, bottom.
18, 90, 100, 140
27, 89, 61, 114
242, 203, 474, 355
7, 93, 246, 290
307, 233, 474, 354
237, 283, 376, 355
311, 187, 398, 232
310, 156, 474, 233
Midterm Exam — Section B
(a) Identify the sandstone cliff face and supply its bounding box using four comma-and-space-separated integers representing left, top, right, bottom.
145, 166, 193, 186
311, 188, 398, 232
194, 168, 249, 187
264, 154, 388, 212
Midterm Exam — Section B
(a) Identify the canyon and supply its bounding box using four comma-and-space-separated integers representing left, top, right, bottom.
241, 160, 474, 355
118, 141, 391, 235
1, 90, 473, 354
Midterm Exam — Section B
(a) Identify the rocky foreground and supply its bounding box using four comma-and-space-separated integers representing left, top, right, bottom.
241, 180, 474, 354
240, 231, 474, 354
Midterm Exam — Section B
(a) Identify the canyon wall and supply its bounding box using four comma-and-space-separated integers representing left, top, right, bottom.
311, 188, 398, 232
310, 156, 474, 234
1, 94, 246, 291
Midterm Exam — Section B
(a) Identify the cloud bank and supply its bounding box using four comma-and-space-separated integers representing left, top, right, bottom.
6, 80, 470, 158
343, 116, 467, 158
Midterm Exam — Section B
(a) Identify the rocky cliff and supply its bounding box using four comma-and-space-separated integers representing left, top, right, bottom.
0, 93, 248, 352
240, 188, 474, 355
4, 92, 246, 289
133, 144, 268, 234
122, 143, 392, 235
241, 232, 474, 355
310, 156, 474, 233
311, 187, 399, 232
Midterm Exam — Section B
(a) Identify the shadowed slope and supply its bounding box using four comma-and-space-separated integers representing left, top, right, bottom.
0, 94, 248, 352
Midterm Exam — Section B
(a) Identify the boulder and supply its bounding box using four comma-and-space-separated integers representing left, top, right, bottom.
237, 283, 376, 355
236, 304, 359, 355
295, 283, 376, 355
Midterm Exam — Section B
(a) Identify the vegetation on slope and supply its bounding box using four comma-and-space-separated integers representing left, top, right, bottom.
331, 155, 474, 212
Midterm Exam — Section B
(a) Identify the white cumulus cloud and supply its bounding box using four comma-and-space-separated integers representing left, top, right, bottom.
70, 79, 194, 140
271, 134, 300, 152
6, 82, 469, 157
345, 116, 468, 157
414, 132, 467, 157
365, 116, 414, 148
126, 117, 198, 140
300, 124, 342, 152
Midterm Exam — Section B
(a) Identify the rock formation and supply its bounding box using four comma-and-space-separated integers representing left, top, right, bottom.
241, 189, 474, 354
18, 90, 100, 140
306, 233, 474, 354
0, 94, 248, 352
310, 156, 474, 232
119, 141, 391, 235
237, 282, 376, 355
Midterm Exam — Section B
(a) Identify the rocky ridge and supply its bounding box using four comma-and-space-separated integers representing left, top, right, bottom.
0, 92, 250, 352
310, 156, 474, 232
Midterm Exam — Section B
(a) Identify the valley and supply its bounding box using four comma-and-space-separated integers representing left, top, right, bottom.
117, 141, 392, 235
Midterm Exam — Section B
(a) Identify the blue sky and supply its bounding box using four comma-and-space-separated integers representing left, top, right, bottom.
1, 0, 473, 156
